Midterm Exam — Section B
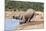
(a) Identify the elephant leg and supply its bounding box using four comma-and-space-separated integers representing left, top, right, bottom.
27, 18, 30, 22
29, 13, 35, 22
20, 16, 25, 24
20, 20, 25, 24
28, 18, 31, 22
24, 18, 28, 23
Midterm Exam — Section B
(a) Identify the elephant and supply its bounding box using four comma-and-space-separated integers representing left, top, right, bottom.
19, 9, 35, 24
13, 9, 35, 24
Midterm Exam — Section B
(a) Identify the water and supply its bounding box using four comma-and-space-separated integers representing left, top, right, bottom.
5, 19, 22, 31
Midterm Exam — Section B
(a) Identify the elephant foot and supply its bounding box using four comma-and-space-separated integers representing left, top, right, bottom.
29, 20, 31, 22
20, 22, 25, 24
